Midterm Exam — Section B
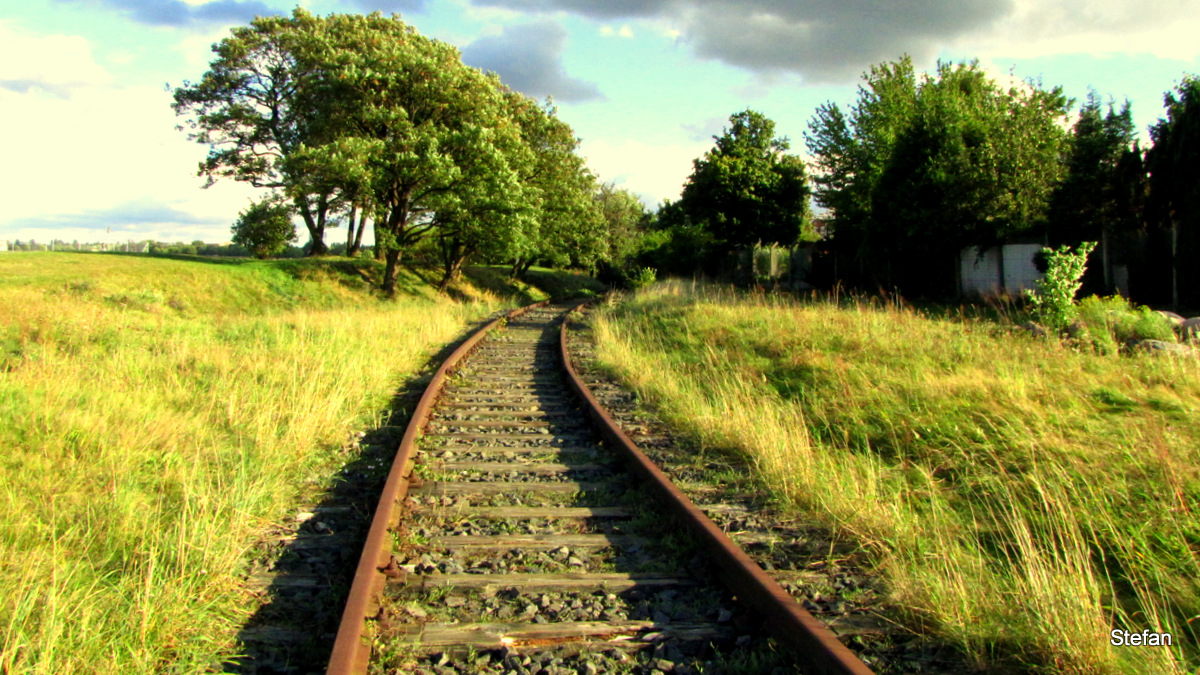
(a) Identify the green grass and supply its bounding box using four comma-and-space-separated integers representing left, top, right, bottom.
0, 251, 593, 673
591, 280, 1200, 675
463, 265, 606, 303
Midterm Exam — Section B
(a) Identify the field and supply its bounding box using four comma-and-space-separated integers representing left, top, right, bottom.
591, 281, 1200, 674
0, 252, 597, 673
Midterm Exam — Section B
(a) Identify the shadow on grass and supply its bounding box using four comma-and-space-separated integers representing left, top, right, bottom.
223, 310, 506, 675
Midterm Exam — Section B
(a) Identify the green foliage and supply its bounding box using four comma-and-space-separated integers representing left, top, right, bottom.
595, 182, 649, 267
176, 11, 600, 294
625, 266, 657, 290
635, 199, 719, 276
1075, 295, 1177, 353
231, 195, 297, 258
806, 57, 1072, 295
173, 10, 342, 254
1147, 75, 1200, 306
1023, 241, 1096, 331
1049, 92, 1144, 245
679, 109, 811, 255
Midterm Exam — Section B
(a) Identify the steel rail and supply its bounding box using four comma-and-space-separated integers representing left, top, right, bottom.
326, 301, 549, 675
558, 305, 876, 675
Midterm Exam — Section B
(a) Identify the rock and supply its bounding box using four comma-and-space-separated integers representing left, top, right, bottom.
1133, 339, 1193, 356
652, 658, 676, 672
1019, 321, 1047, 338
1064, 321, 1088, 338
1159, 310, 1186, 325
716, 608, 733, 624
1178, 317, 1200, 341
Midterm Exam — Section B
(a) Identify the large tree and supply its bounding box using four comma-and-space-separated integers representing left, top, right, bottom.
1146, 75, 1200, 307
173, 11, 340, 255
679, 110, 811, 256
1050, 93, 1143, 244
806, 57, 1072, 295
503, 95, 605, 277
276, 13, 532, 294
595, 182, 648, 268
1046, 92, 1146, 295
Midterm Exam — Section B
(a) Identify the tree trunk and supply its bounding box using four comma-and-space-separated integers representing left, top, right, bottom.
350, 209, 368, 258
373, 216, 385, 260
438, 236, 471, 292
383, 247, 403, 297
296, 196, 330, 256
345, 204, 358, 256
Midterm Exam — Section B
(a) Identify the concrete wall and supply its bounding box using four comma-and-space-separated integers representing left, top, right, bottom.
960, 246, 1002, 296
1002, 244, 1043, 294
960, 244, 1044, 297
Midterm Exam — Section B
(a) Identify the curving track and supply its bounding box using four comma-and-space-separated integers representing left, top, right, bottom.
326, 302, 874, 675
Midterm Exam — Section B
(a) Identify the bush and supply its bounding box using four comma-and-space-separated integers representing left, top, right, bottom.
595, 261, 658, 291
1075, 295, 1177, 353
1024, 242, 1096, 331
231, 195, 297, 259
626, 266, 657, 290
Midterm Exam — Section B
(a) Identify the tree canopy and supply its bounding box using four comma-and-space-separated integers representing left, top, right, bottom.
230, 194, 297, 258
1049, 92, 1143, 247
806, 57, 1072, 295
1146, 75, 1200, 306
175, 10, 603, 294
678, 109, 812, 255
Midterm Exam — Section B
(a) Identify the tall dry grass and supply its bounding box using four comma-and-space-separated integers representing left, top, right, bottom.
592, 281, 1199, 674
0, 253, 500, 672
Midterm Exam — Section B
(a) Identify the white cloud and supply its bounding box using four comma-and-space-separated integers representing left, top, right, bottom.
579, 137, 710, 206
0, 24, 263, 243
599, 24, 633, 37
0, 21, 113, 95
961, 0, 1200, 61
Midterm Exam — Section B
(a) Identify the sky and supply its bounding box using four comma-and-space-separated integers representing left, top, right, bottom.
2, 0, 1199, 246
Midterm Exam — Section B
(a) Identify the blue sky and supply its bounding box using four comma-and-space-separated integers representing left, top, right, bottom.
2, 0, 1198, 245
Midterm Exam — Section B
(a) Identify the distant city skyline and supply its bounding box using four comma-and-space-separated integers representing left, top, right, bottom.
2, 0, 1198, 244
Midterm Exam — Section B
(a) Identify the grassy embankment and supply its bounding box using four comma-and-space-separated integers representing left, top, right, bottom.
592, 281, 1199, 675
0, 252, 599, 673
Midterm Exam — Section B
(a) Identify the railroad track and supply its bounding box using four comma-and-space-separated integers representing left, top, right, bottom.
326, 302, 873, 675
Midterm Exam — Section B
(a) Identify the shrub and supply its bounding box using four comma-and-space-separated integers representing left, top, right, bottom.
626, 266, 657, 290
596, 261, 658, 291
231, 195, 297, 259
1075, 295, 1177, 353
1023, 242, 1096, 331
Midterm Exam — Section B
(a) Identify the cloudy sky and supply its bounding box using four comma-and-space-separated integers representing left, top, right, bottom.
2, 0, 1198, 245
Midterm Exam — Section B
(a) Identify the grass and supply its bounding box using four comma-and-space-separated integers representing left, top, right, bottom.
0, 251, 593, 673
590, 280, 1200, 675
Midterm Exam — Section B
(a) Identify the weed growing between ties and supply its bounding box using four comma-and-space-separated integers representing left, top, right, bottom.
591, 280, 1200, 675
0, 253, 506, 673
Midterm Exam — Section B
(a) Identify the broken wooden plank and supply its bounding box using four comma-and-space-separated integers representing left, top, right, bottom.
400, 620, 731, 651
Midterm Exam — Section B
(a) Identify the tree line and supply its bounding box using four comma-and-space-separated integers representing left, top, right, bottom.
633, 57, 1199, 306
176, 12, 1200, 305
173, 9, 644, 295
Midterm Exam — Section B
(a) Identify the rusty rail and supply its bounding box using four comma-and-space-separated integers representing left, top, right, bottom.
558, 306, 876, 675
326, 301, 549, 675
